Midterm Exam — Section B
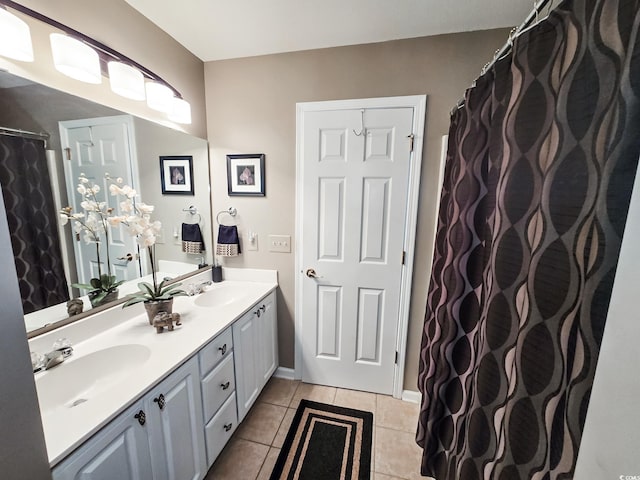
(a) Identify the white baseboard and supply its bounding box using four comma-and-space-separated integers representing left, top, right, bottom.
274, 367, 296, 380
402, 390, 421, 404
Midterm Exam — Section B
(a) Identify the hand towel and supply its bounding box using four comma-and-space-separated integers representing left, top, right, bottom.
182, 223, 205, 254
216, 225, 241, 256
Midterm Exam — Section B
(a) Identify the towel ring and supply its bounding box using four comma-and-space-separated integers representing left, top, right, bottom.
216, 207, 237, 225
183, 205, 202, 223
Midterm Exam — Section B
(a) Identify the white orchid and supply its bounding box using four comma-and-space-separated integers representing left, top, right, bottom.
59, 174, 124, 302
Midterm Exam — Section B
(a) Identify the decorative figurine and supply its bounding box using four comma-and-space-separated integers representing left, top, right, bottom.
153, 312, 182, 333
66, 298, 84, 317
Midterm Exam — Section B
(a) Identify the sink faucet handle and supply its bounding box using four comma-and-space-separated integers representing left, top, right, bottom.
31, 351, 44, 372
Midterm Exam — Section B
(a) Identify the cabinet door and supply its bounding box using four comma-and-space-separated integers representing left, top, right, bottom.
146, 357, 206, 480
233, 309, 260, 422
52, 400, 153, 480
257, 291, 278, 386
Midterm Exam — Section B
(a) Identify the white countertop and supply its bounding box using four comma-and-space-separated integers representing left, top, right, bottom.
29, 268, 278, 466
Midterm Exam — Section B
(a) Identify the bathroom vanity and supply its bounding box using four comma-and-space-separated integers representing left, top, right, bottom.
28, 268, 278, 479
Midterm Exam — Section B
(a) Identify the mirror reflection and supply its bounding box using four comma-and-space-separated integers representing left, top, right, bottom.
0, 70, 212, 335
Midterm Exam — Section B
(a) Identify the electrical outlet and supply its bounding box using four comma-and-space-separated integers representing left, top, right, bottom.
268, 234, 291, 253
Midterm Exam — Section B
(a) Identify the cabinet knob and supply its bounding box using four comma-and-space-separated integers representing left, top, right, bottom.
134, 410, 146, 426
255, 309, 261, 318
153, 394, 166, 410
220, 381, 230, 390
223, 423, 233, 432
260, 305, 266, 312
218, 344, 227, 355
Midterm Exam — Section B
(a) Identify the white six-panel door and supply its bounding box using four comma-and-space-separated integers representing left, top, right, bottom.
299, 106, 415, 395
60, 116, 139, 285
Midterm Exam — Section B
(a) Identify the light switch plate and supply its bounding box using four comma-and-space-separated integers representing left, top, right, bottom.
246, 233, 258, 251
268, 234, 291, 253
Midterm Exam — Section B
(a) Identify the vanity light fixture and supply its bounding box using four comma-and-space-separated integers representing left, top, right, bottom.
50, 33, 101, 84
146, 82, 174, 112
108, 61, 145, 101
0, 0, 191, 123
0, 7, 34, 62
169, 97, 192, 125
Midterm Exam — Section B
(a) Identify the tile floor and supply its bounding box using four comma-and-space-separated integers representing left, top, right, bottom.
204, 377, 434, 480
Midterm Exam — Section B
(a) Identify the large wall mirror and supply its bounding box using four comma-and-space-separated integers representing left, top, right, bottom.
0, 70, 213, 337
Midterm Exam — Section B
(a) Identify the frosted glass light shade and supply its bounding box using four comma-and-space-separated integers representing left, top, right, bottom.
108, 62, 145, 100
169, 97, 192, 124
0, 8, 34, 62
50, 33, 101, 84
145, 82, 173, 112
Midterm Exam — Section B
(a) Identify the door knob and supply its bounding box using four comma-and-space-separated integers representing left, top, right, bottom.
305, 268, 320, 278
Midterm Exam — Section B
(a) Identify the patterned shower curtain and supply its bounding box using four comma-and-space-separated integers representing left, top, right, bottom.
417, 0, 640, 478
0, 136, 69, 314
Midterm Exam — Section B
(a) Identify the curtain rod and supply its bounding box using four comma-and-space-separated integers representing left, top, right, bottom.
0, 126, 50, 143
451, 0, 554, 115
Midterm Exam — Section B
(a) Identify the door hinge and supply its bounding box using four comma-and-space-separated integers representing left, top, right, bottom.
401, 250, 406, 265
64, 147, 71, 160
407, 133, 415, 153
395, 351, 399, 364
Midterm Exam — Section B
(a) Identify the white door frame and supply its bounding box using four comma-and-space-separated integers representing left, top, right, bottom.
295, 95, 427, 398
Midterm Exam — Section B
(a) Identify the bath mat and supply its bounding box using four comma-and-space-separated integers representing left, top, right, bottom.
269, 400, 373, 480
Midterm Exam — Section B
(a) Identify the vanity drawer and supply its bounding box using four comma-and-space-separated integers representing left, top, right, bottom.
199, 327, 233, 376
202, 353, 235, 422
205, 392, 238, 465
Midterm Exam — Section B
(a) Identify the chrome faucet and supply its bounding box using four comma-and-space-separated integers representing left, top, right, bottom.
187, 280, 212, 296
32, 338, 73, 373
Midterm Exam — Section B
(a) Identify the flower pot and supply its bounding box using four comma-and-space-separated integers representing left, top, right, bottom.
88, 289, 119, 308
144, 298, 174, 325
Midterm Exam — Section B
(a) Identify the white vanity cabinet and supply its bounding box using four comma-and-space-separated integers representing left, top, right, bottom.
52, 356, 206, 480
233, 291, 278, 421
51, 399, 153, 480
144, 356, 207, 480
198, 327, 238, 466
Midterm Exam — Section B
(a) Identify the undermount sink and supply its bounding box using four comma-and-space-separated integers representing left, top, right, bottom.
194, 285, 248, 308
36, 344, 151, 412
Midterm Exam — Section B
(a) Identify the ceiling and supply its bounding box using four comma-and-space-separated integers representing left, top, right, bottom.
124, 0, 535, 62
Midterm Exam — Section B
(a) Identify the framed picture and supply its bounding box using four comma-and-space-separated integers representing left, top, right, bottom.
226, 153, 265, 196
160, 155, 194, 195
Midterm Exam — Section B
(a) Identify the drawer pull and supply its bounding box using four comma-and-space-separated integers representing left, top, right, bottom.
218, 344, 227, 355
134, 410, 146, 426
223, 423, 233, 432
220, 381, 230, 390
154, 394, 166, 410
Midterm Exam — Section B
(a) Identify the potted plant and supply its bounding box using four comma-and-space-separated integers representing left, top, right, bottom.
107, 176, 187, 323
59, 175, 124, 307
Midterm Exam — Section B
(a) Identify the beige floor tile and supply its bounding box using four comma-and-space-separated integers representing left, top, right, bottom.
256, 447, 281, 480
205, 437, 269, 480
259, 378, 300, 407
376, 395, 419, 433
289, 382, 337, 408
374, 426, 423, 480
235, 402, 287, 445
272, 408, 297, 448
333, 388, 377, 415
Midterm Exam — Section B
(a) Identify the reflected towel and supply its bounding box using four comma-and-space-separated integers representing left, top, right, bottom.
182, 223, 205, 254
216, 225, 241, 256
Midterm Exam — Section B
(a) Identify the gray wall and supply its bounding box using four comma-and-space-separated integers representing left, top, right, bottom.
204, 29, 510, 390
0, 187, 51, 479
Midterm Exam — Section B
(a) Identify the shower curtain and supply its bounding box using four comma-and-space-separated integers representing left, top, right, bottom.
0, 136, 69, 314
417, 0, 640, 478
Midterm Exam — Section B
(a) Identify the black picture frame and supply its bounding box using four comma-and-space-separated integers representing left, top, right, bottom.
160, 155, 194, 195
226, 153, 266, 196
